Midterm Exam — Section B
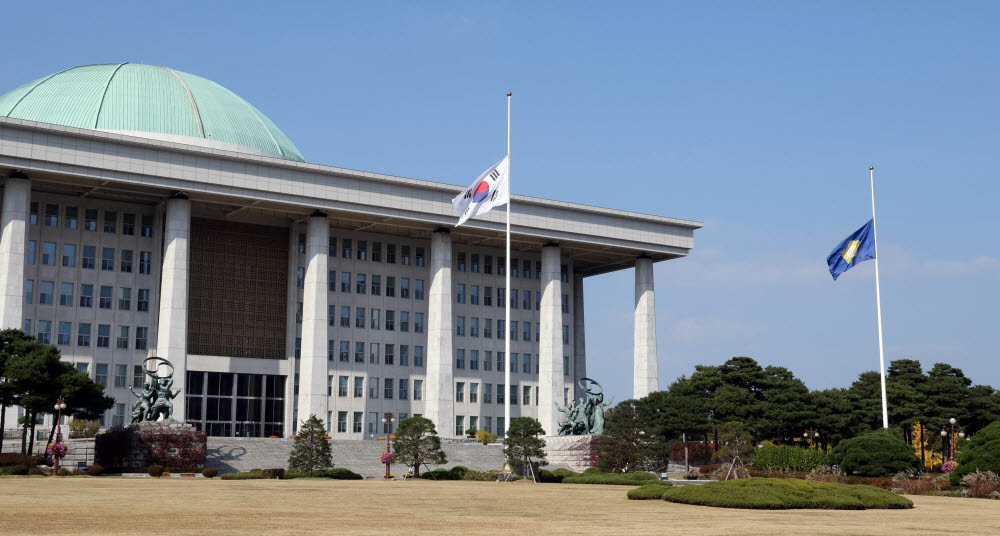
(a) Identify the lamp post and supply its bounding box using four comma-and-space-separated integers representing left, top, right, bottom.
940, 418, 965, 463
50, 395, 67, 476
381, 412, 395, 479
803, 428, 819, 450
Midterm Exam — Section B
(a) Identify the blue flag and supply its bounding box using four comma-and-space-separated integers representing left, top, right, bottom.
827, 219, 876, 280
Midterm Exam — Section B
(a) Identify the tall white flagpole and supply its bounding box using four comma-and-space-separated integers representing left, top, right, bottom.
504, 91, 512, 437
870, 165, 889, 429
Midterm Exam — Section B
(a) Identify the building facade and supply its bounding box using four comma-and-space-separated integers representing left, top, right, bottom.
0, 63, 700, 439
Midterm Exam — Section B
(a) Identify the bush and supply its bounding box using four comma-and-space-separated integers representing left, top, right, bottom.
950, 421, 1000, 485
668, 441, 717, 463
221, 471, 264, 480
450, 466, 470, 478
961, 470, 1000, 498
0, 453, 49, 467
58, 467, 73, 476
539, 468, 580, 483
323, 468, 362, 480
262, 468, 285, 479
202, 468, 218, 478
891, 478, 941, 495
69, 419, 101, 438
826, 430, 921, 477
698, 464, 721, 475
420, 467, 463, 480
475, 430, 498, 444
462, 469, 501, 481
753, 445, 825, 472
627, 482, 674, 500
28, 466, 47, 476
148, 465, 165, 477
85, 465, 104, 477
8, 464, 29, 475
563, 471, 660, 486
660, 478, 914, 509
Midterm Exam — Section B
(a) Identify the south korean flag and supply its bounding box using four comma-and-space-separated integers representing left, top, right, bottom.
452, 155, 510, 227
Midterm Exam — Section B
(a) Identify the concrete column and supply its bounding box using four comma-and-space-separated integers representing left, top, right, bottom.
156, 194, 191, 421
572, 273, 587, 401
633, 256, 658, 398
538, 244, 564, 436
0, 176, 30, 329
425, 229, 454, 435
297, 212, 329, 422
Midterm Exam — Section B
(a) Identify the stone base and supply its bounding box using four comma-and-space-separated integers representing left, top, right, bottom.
95, 423, 206, 469
544, 435, 599, 472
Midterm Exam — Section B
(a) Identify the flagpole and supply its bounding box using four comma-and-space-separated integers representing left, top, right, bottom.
504, 91, 511, 437
870, 165, 889, 429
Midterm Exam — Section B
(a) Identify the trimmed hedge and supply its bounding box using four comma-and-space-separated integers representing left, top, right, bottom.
202, 468, 218, 478
950, 421, 1000, 485
284, 468, 363, 480
85, 465, 104, 476
539, 468, 580, 483
221, 471, 264, 480
660, 478, 913, 510
562, 471, 660, 486
0, 453, 50, 467
626, 482, 674, 500
826, 430, 921, 477
752, 445, 825, 472
420, 466, 469, 480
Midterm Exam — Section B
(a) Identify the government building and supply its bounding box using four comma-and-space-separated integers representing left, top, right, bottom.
0, 63, 700, 440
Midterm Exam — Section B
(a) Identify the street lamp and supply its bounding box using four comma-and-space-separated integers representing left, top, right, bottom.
941, 418, 965, 463
51, 396, 67, 476
381, 412, 396, 479
803, 428, 820, 449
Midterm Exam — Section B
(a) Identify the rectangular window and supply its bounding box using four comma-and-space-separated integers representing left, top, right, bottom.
484, 383, 493, 404
386, 276, 395, 297
562, 294, 570, 314
471, 254, 479, 273
470, 350, 479, 370
45, 204, 59, 226
510, 289, 519, 310
371, 275, 381, 296
339, 341, 349, 362
384, 344, 394, 365
101, 248, 115, 271
141, 215, 153, 237
400, 245, 410, 265
370, 308, 380, 330
399, 379, 408, 400
116, 326, 129, 349
497, 320, 505, 340
456, 284, 465, 304
96, 363, 108, 385
327, 340, 335, 361
139, 251, 151, 274
122, 213, 135, 235
511, 353, 518, 373
341, 272, 351, 293
523, 354, 531, 373
497, 288, 505, 308
470, 285, 479, 305
511, 258, 518, 277
510, 384, 519, 405
103, 210, 117, 233
485, 351, 493, 371
355, 307, 365, 328
385, 310, 395, 331
415, 247, 425, 267
114, 364, 127, 387
484, 255, 493, 274
356, 273, 366, 294
470, 317, 479, 337
353, 411, 363, 433
497, 383, 505, 404
536, 261, 543, 280
561, 265, 569, 283
62, 244, 76, 267
523, 385, 531, 405
510, 321, 518, 341
342, 238, 352, 259
563, 355, 570, 376
295, 302, 303, 324
84, 208, 98, 231
338, 376, 348, 397
369, 377, 379, 399
357, 240, 367, 260
456, 349, 465, 369
497, 352, 505, 372
483, 319, 492, 339
470, 383, 479, 403
97, 325, 110, 348
42, 242, 56, 266
24, 279, 33, 304
36, 320, 52, 344
456, 316, 465, 336
522, 290, 531, 310
399, 311, 409, 332
329, 271, 336, 292
484, 286, 492, 307
29, 202, 38, 225
400, 345, 409, 366
137, 289, 149, 312
536, 291, 542, 311
414, 312, 424, 333
82, 246, 95, 269
39, 281, 54, 305
414, 346, 424, 367
563, 325, 570, 345
371, 242, 382, 262
414, 379, 423, 401
457, 252, 466, 272
338, 411, 348, 433
384, 378, 393, 399
414, 279, 424, 300
133, 365, 143, 387
523, 259, 532, 279
327, 375, 333, 396
497, 256, 506, 275
27, 240, 35, 265
523, 322, 531, 342
353, 376, 364, 397
59, 283, 74, 307
340, 306, 350, 327
354, 342, 365, 363
328, 237, 337, 257
120, 249, 133, 272
57, 321, 72, 345
455, 382, 465, 402
386, 244, 396, 263
400, 278, 410, 298
99, 286, 112, 309
296, 267, 305, 289
119, 287, 132, 310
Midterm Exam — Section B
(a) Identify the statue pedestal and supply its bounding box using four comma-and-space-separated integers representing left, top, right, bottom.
543, 435, 600, 472
95, 422, 207, 469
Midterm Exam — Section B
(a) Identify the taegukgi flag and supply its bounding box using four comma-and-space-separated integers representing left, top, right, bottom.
452, 156, 510, 226
827, 219, 876, 280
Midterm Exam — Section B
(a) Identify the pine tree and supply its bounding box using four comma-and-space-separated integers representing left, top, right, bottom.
503, 417, 547, 479
597, 400, 654, 472
393, 417, 446, 477
288, 415, 332, 476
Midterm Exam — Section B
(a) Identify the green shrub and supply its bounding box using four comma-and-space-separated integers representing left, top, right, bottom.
148, 465, 165, 477
202, 468, 218, 478
563, 471, 660, 486
582, 466, 602, 475
462, 469, 501, 481
324, 468, 362, 480
221, 471, 264, 480
950, 421, 1000, 485
660, 478, 913, 509
8, 464, 29, 475
475, 430, 498, 444
450, 466, 470, 478
539, 468, 580, 483
627, 482, 674, 500
752, 445, 825, 472
826, 430, 921, 477
261, 468, 285, 479
69, 419, 101, 438
58, 467, 73, 476
0, 453, 49, 467
85, 465, 104, 476
420, 468, 462, 480
28, 466, 47, 476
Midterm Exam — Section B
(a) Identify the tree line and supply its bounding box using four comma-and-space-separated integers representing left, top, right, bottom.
0, 329, 115, 455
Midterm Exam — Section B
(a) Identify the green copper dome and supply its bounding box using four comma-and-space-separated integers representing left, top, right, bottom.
0, 63, 304, 162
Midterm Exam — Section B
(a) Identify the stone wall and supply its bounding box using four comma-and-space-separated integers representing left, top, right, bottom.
543, 435, 599, 472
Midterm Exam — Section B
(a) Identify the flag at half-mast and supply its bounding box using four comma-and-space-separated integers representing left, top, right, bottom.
452, 155, 510, 226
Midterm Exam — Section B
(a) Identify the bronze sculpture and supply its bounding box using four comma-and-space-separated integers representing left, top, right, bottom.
556, 378, 614, 435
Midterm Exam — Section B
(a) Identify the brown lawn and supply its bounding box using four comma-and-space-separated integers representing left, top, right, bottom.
1, 477, 999, 535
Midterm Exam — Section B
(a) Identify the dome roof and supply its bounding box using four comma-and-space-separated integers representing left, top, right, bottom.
0, 63, 304, 162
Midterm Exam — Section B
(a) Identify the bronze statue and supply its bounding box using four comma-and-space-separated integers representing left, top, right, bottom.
127, 357, 182, 423
128, 380, 155, 424
556, 378, 614, 435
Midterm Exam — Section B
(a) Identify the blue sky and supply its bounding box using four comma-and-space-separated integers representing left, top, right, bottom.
3, 2, 998, 402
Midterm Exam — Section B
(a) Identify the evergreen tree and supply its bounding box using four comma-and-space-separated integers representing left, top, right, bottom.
597, 400, 654, 472
0, 329, 35, 455
757, 365, 814, 443
503, 417, 547, 479
886, 359, 927, 444
288, 415, 332, 476
846, 371, 883, 436
639, 377, 709, 467
4, 341, 65, 454
393, 417, 446, 477
810, 388, 852, 450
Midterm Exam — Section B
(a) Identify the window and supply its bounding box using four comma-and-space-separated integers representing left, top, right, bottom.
484, 255, 493, 274
414, 279, 424, 300
329, 271, 336, 292
357, 240, 367, 260
400, 311, 409, 332
401, 245, 410, 265
295, 338, 301, 358
139, 251, 151, 274
400, 345, 409, 366
483, 319, 492, 339
355, 307, 365, 328
510, 289, 518, 310
122, 213, 135, 235
27, 241, 35, 265
354, 342, 365, 363
45, 204, 59, 226
497, 256, 506, 275
536, 291, 542, 311
511, 384, 519, 405
456, 382, 465, 402
470, 285, 479, 305
523, 385, 531, 405
522, 290, 531, 310
58, 283, 73, 307
415, 246, 426, 267
385, 344, 394, 365
562, 294, 570, 314
470, 383, 479, 403
563, 355, 570, 376
386, 276, 395, 297
119, 287, 131, 310
414, 346, 424, 367
328, 237, 337, 257
119, 250, 133, 272
24, 280, 33, 304
471, 254, 479, 273
116, 326, 129, 349
36, 321, 52, 344
141, 215, 153, 237
356, 273, 366, 294
133, 365, 143, 387
484, 383, 493, 404
353, 376, 364, 397
29, 202, 38, 225
341, 272, 351, 293
384, 378, 393, 399
137, 289, 150, 312
385, 310, 395, 331
342, 238, 352, 259
97, 325, 111, 348
456, 349, 465, 369
96, 363, 108, 385
42, 242, 56, 266
371, 242, 382, 262
511, 353, 518, 373
456, 316, 465, 336
497, 352, 505, 372
370, 309, 380, 330
510, 321, 518, 341
497, 383, 505, 404
386, 244, 396, 263
99, 286, 112, 309
353, 412, 363, 433
511, 258, 518, 277
414, 379, 423, 401
457, 252, 466, 272
369, 377, 379, 398
456, 284, 465, 304
523, 322, 531, 342
82, 246, 95, 269
523, 259, 532, 279
296, 267, 305, 289
537, 323, 541, 342
485, 351, 493, 371
497, 288, 505, 307
338, 411, 348, 433
57, 322, 72, 345
563, 325, 570, 344
338, 376, 348, 397
114, 364, 127, 387
399, 379, 409, 400
470, 350, 479, 370
340, 306, 350, 328
561, 265, 569, 283
103, 210, 117, 233
62, 244, 76, 267
339, 341, 349, 362
523, 354, 531, 373
39, 281, 54, 305
371, 275, 381, 296
484, 286, 492, 306
101, 248, 115, 270
471, 317, 479, 337
414, 312, 424, 333
84, 208, 97, 231
497, 320, 505, 340
400, 278, 410, 298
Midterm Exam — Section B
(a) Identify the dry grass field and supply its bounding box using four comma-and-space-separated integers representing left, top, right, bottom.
1, 477, 999, 535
